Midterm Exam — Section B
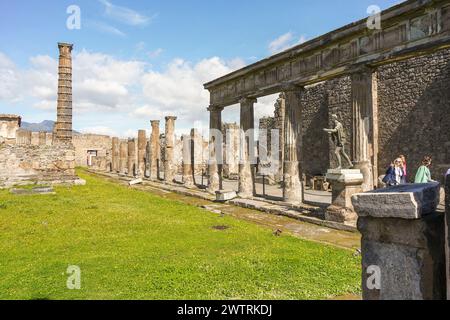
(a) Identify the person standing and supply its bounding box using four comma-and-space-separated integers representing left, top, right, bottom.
399, 154, 407, 183
414, 156, 435, 183
383, 158, 404, 187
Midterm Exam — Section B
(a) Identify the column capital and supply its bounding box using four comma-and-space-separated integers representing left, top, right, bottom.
150, 120, 160, 125
165, 116, 178, 121
207, 105, 224, 112
239, 97, 257, 105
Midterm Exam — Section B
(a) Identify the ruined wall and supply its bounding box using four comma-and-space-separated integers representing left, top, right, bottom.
0, 114, 21, 143
0, 143, 78, 188
299, 82, 329, 177
298, 76, 351, 176
377, 48, 450, 182
72, 133, 112, 169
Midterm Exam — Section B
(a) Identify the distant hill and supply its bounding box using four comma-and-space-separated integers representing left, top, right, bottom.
21, 120, 80, 134
21, 120, 55, 132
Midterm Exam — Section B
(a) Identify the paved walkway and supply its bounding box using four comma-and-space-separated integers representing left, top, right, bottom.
90, 170, 361, 252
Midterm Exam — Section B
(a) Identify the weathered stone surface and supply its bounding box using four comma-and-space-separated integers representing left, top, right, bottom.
55, 43, 73, 144
445, 174, 450, 299
72, 133, 112, 168
215, 190, 237, 202
137, 130, 147, 177
352, 182, 441, 219
0, 144, 79, 188
129, 178, 143, 186
119, 140, 128, 174
149, 121, 160, 180
0, 114, 21, 141
358, 214, 446, 300
238, 98, 256, 199
181, 134, 194, 187
127, 138, 136, 177
10, 186, 55, 195
207, 107, 222, 194
164, 116, 177, 183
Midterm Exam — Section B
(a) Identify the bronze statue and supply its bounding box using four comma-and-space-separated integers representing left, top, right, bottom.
323, 114, 353, 169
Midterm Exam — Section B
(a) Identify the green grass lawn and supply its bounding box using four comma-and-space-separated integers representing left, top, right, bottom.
0, 169, 361, 300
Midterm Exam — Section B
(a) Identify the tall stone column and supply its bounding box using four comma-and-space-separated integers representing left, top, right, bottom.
112, 137, 119, 173
149, 120, 160, 180
127, 138, 136, 177
137, 130, 147, 177
351, 69, 378, 191
119, 140, 128, 174
55, 43, 73, 144
238, 98, 256, 199
164, 116, 177, 183
283, 88, 302, 203
207, 106, 223, 193
182, 134, 194, 187
223, 123, 240, 180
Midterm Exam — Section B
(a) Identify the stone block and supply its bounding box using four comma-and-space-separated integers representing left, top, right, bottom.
129, 178, 143, 186
215, 190, 237, 202
358, 214, 446, 300
352, 183, 440, 220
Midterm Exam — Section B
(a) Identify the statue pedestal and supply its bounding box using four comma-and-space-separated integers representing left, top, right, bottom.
325, 169, 364, 223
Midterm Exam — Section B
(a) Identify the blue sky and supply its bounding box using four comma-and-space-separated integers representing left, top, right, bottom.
0, 0, 402, 137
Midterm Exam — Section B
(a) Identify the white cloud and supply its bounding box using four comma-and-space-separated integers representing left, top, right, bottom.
99, 0, 153, 26
268, 32, 307, 54
0, 49, 282, 137
89, 21, 126, 37
147, 48, 163, 59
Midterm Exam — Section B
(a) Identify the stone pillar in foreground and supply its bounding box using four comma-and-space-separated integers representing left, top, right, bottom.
164, 116, 177, 183
352, 183, 446, 300
182, 134, 194, 188
119, 140, 128, 174
238, 98, 256, 199
283, 89, 302, 203
207, 106, 223, 193
55, 43, 73, 144
351, 69, 377, 190
223, 122, 240, 180
127, 138, 136, 177
446, 173, 450, 299
137, 130, 147, 177
149, 120, 160, 180
326, 169, 364, 223
112, 137, 119, 173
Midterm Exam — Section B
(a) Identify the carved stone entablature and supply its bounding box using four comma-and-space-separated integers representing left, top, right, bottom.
205, 0, 450, 108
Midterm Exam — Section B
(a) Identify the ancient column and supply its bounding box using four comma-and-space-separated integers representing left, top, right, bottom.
45, 133, 53, 146
352, 183, 446, 300
238, 98, 256, 199
137, 130, 147, 177
274, 93, 286, 182
182, 134, 194, 187
112, 137, 119, 173
164, 116, 177, 183
283, 88, 302, 203
55, 43, 73, 144
149, 120, 160, 180
446, 173, 450, 299
351, 69, 378, 191
38, 131, 46, 145
127, 138, 136, 177
207, 106, 223, 193
223, 123, 240, 180
119, 140, 128, 174
16, 130, 32, 145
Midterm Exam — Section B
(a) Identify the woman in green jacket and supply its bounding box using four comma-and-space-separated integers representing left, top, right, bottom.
414, 156, 435, 183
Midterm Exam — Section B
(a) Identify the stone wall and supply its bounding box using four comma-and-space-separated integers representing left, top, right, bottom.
72, 133, 112, 169
0, 143, 80, 188
0, 114, 21, 143
377, 48, 450, 183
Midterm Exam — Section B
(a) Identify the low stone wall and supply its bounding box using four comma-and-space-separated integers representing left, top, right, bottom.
0, 143, 82, 188
73, 133, 112, 168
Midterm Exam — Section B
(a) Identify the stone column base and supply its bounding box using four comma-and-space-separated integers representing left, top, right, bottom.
325, 169, 363, 223
283, 161, 302, 203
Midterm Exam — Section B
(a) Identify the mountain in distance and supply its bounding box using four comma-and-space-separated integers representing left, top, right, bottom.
21, 120, 80, 134
21, 120, 55, 132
